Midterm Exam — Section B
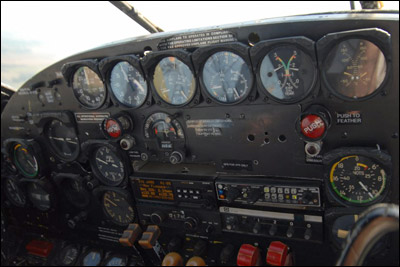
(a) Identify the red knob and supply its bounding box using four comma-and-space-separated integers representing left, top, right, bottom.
300, 114, 326, 140
266, 241, 292, 266
237, 244, 261, 266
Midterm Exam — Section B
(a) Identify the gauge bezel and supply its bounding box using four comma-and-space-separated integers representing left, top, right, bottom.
58, 244, 81, 266
323, 147, 392, 207
99, 55, 151, 109
22, 178, 57, 211
79, 248, 103, 267
2, 175, 27, 207
103, 254, 128, 266
192, 42, 255, 105
100, 112, 134, 141
250, 36, 318, 104
142, 49, 199, 108
92, 186, 135, 226
83, 141, 130, 187
317, 28, 392, 102
61, 59, 108, 109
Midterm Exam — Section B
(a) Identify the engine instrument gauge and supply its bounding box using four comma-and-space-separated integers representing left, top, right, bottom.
144, 112, 185, 149
72, 66, 106, 109
27, 182, 51, 211
323, 39, 387, 100
82, 250, 102, 266
13, 143, 39, 178
329, 155, 387, 205
46, 120, 79, 161
59, 245, 80, 266
153, 57, 196, 106
102, 191, 134, 226
259, 45, 316, 102
110, 61, 148, 108
4, 177, 26, 207
202, 51, 253, 104
92, 146, 125, 186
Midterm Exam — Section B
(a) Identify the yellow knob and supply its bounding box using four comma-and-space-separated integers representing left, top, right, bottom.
186, 256, 206, 266
162, 252, 184, 266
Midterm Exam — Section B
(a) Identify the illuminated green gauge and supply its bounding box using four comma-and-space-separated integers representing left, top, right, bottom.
102, 191, 135, 226
46, 120, 79, 161
259, 45, 316, 102
82, 250, 102, 266
13, 143, 39, 178
153, 57, 196, 106
4, 177, 26, 207
323, 39, 387, 100
72, 66, 106, 109
92, 146, 125, 186
202, 51, 253, 104
330, 155, 387, 205
110, 61, 148, 108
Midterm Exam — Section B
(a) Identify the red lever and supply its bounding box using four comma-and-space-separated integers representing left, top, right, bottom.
266, 241, 292, 266
237, 244, 261, 266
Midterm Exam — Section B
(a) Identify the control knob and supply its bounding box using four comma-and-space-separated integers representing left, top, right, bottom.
184, 217, 198, 231
151, 211, 166, 225
169, 151, 183, 164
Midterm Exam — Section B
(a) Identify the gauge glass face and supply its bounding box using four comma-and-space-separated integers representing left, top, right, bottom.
72, 66, 106, 108
46, 120, 79, 160
105, 256, 126, 266
5, 178, 26, 207
259, 45, 316, 102
144, 112, 185, 149
13, 144, 39, 177
110, 61, 148, 108
27, 183, 51, 211
324, 39, 387, 99
103, 191, 134, 226
330, 155, 387, 205
60, 245, 79, 265
83, 251, 102, 266
93, 146, 125, 186
153, 57, 196, 105
63, 179, 90, 208
202, 51, 252, 103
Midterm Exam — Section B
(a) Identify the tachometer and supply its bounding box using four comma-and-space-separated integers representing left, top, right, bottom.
259, 45, 316, 102
202, 51, 252, 104
72, 66, 106, 109
91, 146, 125, 186
13, 143, 39, 178
153, 57, 196, 106
102, 190, 134, 226
329, 155, 387, 205
110, 61, 148, 108
323, 39, 387, 100
45, 120, 79, 161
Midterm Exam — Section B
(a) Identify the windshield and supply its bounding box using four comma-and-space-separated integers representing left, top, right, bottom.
1, 1, 399, 90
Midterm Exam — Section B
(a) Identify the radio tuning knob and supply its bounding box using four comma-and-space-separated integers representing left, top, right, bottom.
184, 217, 198, 231
169, 151, 183, 164
205, 224, 214, 234
151, 211, 166, 225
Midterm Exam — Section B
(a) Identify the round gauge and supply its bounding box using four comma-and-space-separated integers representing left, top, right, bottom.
92, 146, 125, 186
59, 245, 80, 266
329, 155, 387, 205
72, 66, 106, 109
110, 61, 148, 108
153, 57, 196, 106
46, 120, 79, 161
63, 179, 90, 209
13, 143, 39, 178
102, 191, 135, 226
27, 183, 51, 211
144, 112, 185, 146
104, 255, 127, 266
259, 45, 316, 102
82, 250, 102, 266
202, 51, 253, 104
323, 39, 387, 100
4, 177, 26, 207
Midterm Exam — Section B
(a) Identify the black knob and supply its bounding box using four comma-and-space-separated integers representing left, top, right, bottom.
184, 217, 198, 231
269, 224, 277, 236
205, 225, 214, 234
193, 240, 208, 256
253, 223, 262, 234
169, 151, 183, 164
226, 187, 241, 203
67, 211, 87, 229
304, 228, 312, 240
286, 225, 295, 238
167, 236, 182, 252
220, 244, 235, 264
86, 179, 99, 190
151, 211, 166, 225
